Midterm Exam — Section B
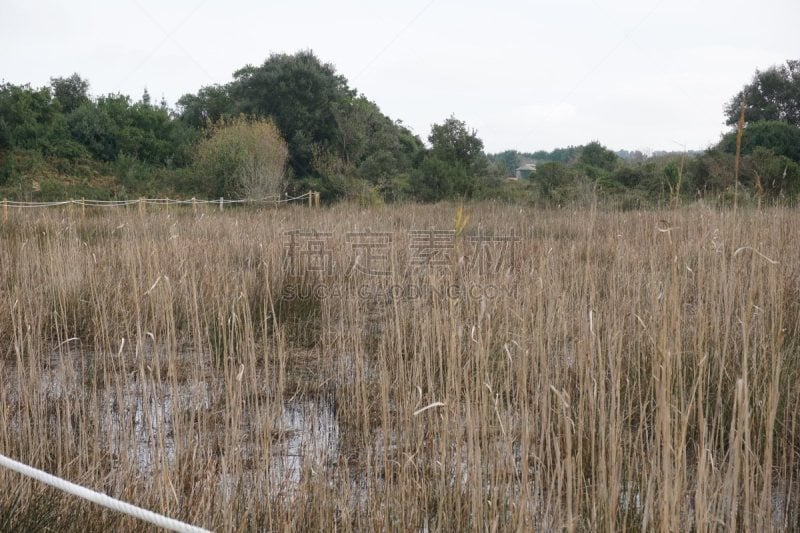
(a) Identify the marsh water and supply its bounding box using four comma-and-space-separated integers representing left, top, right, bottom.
2, 345, 344, 495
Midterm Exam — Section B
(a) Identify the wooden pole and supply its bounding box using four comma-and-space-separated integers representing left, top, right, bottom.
81, 198, 85, 218
2, 198, 7, 223
219, 197, 224, 212
139, 197, 144, 215
192, 197, 197, 214
308, 191, 313, 208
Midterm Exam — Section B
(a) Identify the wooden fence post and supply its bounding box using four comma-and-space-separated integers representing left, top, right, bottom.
81, 198, 85, 218
308, 191, 313, 208
2, 198, 7, 223
138, 198, 144, 215
219, 197, 224, 212
192, 197, 197, 214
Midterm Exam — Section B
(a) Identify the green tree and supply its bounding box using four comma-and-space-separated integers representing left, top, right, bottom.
686, 150, 736, 194
66, 100, 119, 161
177, 84, 232, 129
717, 120, 800, 163
488, 150, 521, 175
0, 82, 67, 152
428, 115, 488, 176
747, 146, 800, 197
410, 154, 471, 202
50, 74, 90, 114
408, 115, 488, 201
179, 51, 427, 199
578, 141, 618, 172
194, 116, 288, 199
228, 50, 353, 178
532, 146, 581, 163
332, 96, 424, 192
725, 60, 800, 126
67, 92, 197, 166
534, 161, 572, 198
612, 166, 644, 188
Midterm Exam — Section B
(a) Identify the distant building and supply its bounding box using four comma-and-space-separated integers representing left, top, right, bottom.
515, 163, 537, 180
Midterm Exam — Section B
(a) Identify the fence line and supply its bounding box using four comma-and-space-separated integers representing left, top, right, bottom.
0, 453, 211, 532
1, 191, 315, 209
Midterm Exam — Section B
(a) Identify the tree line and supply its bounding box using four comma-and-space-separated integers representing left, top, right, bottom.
0, 52, 798, 205
490, 60, 800, 206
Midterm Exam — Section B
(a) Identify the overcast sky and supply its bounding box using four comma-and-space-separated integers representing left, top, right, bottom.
1, 0, 797, 153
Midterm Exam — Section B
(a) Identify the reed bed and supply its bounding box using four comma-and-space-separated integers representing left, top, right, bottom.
0, 202, 798, 531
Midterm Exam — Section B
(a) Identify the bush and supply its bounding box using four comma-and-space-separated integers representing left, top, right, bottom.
409, 155, 474, 202
746, 147, 800, 198
193, 116, 288, 199
717, 120, 800, 163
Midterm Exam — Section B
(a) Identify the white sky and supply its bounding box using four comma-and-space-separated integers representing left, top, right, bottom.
1, 0, 797, 153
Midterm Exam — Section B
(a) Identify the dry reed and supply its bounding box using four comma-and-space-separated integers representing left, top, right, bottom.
0, 201, 798, 531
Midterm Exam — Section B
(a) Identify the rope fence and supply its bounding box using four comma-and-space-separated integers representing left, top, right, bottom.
1, 191, 319, 211
0, 453, 211, 532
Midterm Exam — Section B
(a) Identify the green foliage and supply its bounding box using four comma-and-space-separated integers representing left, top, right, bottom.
487, 145, 594, 181
473, 178, 535, 203
0, 150, 13, 186
746, 147, 800, 197
612, 166, 643, 188
725, 59, 800, 127
410, 154, 473, 202
717, 120, 800, 163
533, 161, 572, 198
5, 52, 798, 205
406, 115, 490, 202
663, 160, 680, 190
489, 149, 522, 175
428, 115, 488, 176
194, 116, 288, 199
50, 74, 90, 114
578, 141, 618, 172
228, 50, 353, 178
176, 84, 232, 129
333, 96, 424, 190
114, 153, 155, 193
541, 168, 595, 205
685, 150, 736, 195
594, 173, 625, 192
35, 177, 115, 201
530, 161, 596, 205
178, 50, 423, 201
66, 99, 120, 161
65, 93, 198, 166
532, 145, 581, 163
7, 147, 48, 178
0, 82, 69, 154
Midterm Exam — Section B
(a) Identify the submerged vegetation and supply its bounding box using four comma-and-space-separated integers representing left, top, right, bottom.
1, 202, 799, 530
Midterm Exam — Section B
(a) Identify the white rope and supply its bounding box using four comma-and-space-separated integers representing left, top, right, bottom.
0, 453, 211, 533
3, 192, 312, 208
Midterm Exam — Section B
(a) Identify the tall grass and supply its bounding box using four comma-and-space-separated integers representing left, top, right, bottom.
0, 202, 798, 531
